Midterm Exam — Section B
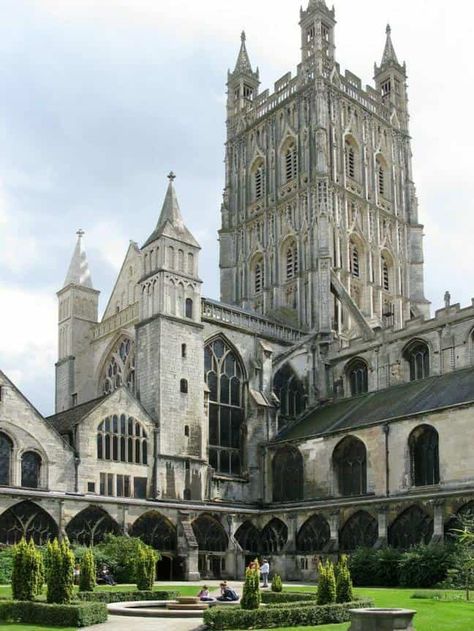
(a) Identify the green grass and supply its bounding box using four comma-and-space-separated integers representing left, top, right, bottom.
0, 582, 199, 599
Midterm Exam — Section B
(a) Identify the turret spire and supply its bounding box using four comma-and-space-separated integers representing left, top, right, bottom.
232, 30, 257, 77
381, 24, 399, 66
63, 230, 93, 289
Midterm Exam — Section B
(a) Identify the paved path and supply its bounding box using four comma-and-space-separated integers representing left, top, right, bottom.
85, 615, 206, 631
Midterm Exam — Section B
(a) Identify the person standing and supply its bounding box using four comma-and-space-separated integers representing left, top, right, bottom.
260, 559, 270, 587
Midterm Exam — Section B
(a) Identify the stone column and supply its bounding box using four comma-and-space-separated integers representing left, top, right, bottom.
325, 511, 339, 552
431, 500, 445, 545
375, 505, 388, 548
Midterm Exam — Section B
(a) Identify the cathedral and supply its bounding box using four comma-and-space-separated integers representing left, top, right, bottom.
1, 0, 473, 582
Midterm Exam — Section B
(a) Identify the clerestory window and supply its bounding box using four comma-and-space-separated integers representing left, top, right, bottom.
97, 415, 148, 465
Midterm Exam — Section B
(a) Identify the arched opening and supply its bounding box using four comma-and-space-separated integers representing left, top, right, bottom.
376, 154, 388, 198
388, 506, 433, 549
409, 425, 440, 487
234, 521, 261, 559
345, 358, 368, 396
339, 510, 378, 551
283, 139, 297, 182
97, 415, 148, 465
130, 511, 177, 578
253, 256, 264, 295
204, 337, 244, 476
345, 136, 359, 180
0, 432, 13, 486
403, 340, 430, 382
444, 501, 474, 541
100, 336, 135, 395
66, 506, 120, 546
185, 298, 193, 319
272, 446, 303, 502
349, 240, 360, 278
260, 518, 288, 555
251, 158, 266, 201
0, 501, 58, 545
381, 255, 390, 292
284, 241, 298, 281
296, 515, 330, 553
180, 379, 188, 394
21, 451, 42, 489
333, 436, 367, 496
273, 364, 306, 421
193, 515, 228, 580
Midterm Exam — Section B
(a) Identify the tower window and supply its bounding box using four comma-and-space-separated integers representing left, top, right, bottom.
185, 298, 193, 319
184, 425, 190, 437
381, 80, 391, 97
254, 165, 265, 200
306, 25, 315, 42
285, 242, 298, 281
181, 343, 187, 358
376, 156, 387, 198
180, 379, 188, 394
284, 142, 297, 182
97, 415, 148, 465
243, 84, 254, 100
350, 243, 360, 278
382, 257, 390, 291
254, 258, 264, 294
345, 138, 358, 180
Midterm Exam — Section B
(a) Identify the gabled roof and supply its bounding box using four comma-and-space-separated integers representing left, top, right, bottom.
276, 366, 474, 443
47, 395, 107, 435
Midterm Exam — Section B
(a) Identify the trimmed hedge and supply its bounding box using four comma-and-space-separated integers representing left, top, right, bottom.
260, 591, 315, 603
203, 599, 373, 630
0, 600, 107, 627
76, 589, 179, 603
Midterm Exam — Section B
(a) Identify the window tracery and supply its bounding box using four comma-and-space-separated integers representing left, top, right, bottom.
285, 242, 298, 281
0, 432, 13, 486
333, 436, 367, 496
339, 511, 377, 551
192, 515, 228, 552
409, 425, 440, 487
66, 506, 120, 546
0, 501, 58, 545
234, 521, 261, 554
130, 512, 177, 551
284, 142, 297, 182
404, 341, 430, 382
273, 364, 306, 420
260, 518, 288, 554
296, 515, 330, 553
97, 415, 148, 465
346, 359, 368, 396
388, 506, 433, 549
101, 337, 135, 395
272, 446, 303, 502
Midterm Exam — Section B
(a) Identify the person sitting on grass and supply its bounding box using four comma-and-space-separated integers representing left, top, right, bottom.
216, 581, 239, 601
197, 585, 214, 602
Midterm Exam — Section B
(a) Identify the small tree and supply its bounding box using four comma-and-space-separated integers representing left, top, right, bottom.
271, 573, 283, 592
11, 538, 44, 601
47, 539, 75, 604
79, 548, 96, 593
135, 545, 158, 591
241, 560, 261, 610
317, 559, 336, 605
336, 555, 354, 603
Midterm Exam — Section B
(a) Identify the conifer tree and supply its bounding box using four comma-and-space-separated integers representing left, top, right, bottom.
135, 545, 158, 591
79, 548, 96, 592
317, 559, 336, 605
241, 560, 261, 610
11, 538, 43, 601
47, 539, 75, 604
336, 554, 354, 603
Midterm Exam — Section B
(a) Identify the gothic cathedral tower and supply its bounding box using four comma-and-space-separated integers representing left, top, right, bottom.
219, 0, 430, 339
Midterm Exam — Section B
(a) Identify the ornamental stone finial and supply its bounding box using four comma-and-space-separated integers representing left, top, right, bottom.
76, 228, 85, 239
241, 30, 246, 43
386, 24, 391, 35
167, 171, 176, 182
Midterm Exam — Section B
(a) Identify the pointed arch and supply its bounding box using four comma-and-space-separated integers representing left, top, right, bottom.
282, 238, 299, 281
344, 135, 360, 181
403, 339, 430, 382
251, 252, 265, 296
261, 518, 288, 554
250, 156, 266, 201
296, 514, 330, 553
234, 521, 260, 555
333, 436, 367, 496
99, 335, 135, 396
281, 136, 297, 183
388, 506, 433, 549
272, 445, 303, 502
409, 424, 440, 487
273, 364, 306, 420
204, 336, 245, 476
130, 511, 177, 552
0, 501, 58, 545
0, 432, 13, 486
345, 358, 368, 396
445, 501, 474, 540
376, 153, 389, 198
339, 510, 377, 551
66, 506, 120, 546
192, 515, 228, 552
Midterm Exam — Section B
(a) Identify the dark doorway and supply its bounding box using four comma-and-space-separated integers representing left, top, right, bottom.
156, 555, 174, 581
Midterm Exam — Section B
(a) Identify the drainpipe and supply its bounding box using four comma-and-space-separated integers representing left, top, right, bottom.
74, 456, 80, 493
152, 427, 159, 499
383, 424, 390, 496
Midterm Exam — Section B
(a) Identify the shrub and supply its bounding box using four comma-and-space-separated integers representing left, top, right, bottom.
317, 560, 336, 605
398, 544, 454, 588
135, 546, 158, 591
335, 555, 353, 603
0, 599, 107, 627
95, 535, 154, 584
375, 547, 403, 587
261, 591, 315, 604
46, 539, 75, 604
271, 573, 283, 593
349, 547, 380, 586
203, 599, 372, 630
79, 549, 96, 593
11, 539, 44, 601
240, 562, 261, 610
0, 548, 14, 584
76, 589, 179, 603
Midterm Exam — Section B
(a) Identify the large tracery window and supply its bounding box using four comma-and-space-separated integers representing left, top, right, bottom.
260, 518, 288, 555
66, 506, 120, 546
21, 452, 42, 489
333, 436, 367, 497
273, 364, 306, 420
388, 506, 433, 549
346, 359, 368, 396
205, 338, 244, 476
101, 337, 135, 395
130, 511, 177, 552
192, 515, 228, 552
0, 432, 13, 486
234, 521, 261, 555
272, 446, 303, 502
339, 510, 378, 551
0, 501, 58, 545
409, 425, 440, 487
97, 415, 148, 465
404, 340, 430, 382
296, 514, 331, 553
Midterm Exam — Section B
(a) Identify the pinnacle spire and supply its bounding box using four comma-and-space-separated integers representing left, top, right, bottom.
381, 24, 399, 66
232, 30, 256, 77
63, 230, 93, 289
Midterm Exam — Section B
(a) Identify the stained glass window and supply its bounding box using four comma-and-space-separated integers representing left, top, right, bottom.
273, 364, 306, 419
21, 452, 42, 489
409, 425, 440, 487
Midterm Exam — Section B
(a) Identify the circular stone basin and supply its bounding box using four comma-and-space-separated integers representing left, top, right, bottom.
108, 600, 206, 618
349, 608, 417, 631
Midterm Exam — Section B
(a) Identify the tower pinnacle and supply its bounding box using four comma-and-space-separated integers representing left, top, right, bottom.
381, 23, 400, 67
63, 230, 93, 289
232, 30, 257, 77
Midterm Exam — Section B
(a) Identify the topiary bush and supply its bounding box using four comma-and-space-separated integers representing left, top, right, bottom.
0, 548, 14, 584
76, 589, 179, 603
46, 539, 75, 604
135, 545, 158, 591
261, 591, 314, 604
335, 555, 353, 603
79, 548, 96, 593
317, 560, 336, 605
240, 562, 261, 610
0, 600, 107, 627
271, 573, 283, 593
11, 539, 44, 601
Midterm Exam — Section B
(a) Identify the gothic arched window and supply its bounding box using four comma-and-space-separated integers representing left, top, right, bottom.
346, 359, 368, 396
382, 256, 390, 291
130, 511, 177, 551
254, 258, 264, 295
192, 515, 228, 552
185, 298, 193, 319
333, 436, 367, 496
261, 518, 288, 554
345, 137, 359, 180
204, 338, 244, 476
97, 415, 148, 465
101, 337, 135, 395
296, 515, 330, 553
234, 521, 260, 555
21, 452, 42, 489
350, 242, 360, 278
273, 364, 306, 419
284, 141, 297, 182
388, 506, 433, 549
339, 511, 378, 551
285, 242, 298, 281
404, 340, 430, 382
252, 160, 266, 200
0, 501, 58, 545
409, 425, 440, 487
66, 506, 120, 546
0, 432, 13, 486
272, 446, 303, 502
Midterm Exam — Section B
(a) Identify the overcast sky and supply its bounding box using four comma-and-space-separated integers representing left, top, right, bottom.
0, 0, 472, 415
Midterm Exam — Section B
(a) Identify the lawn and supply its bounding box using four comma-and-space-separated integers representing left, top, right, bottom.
0, 582, 199, 599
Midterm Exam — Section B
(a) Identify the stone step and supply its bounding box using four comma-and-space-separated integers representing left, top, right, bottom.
166, 603, 209, 611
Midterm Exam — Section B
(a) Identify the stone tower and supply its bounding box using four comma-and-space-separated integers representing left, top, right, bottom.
56, 230, 99, 412
219, 0, 430, 338
136, 174, 206, 468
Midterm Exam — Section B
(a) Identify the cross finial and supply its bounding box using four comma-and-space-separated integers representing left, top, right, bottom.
167, 171, 176, 182
386, 24, 391, 35
241, 30, 246, 43
76, 228, 85, 239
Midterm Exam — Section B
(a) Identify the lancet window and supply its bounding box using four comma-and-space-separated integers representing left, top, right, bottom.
333, 436, 367, 496
97, 415, 148, 465
21, 452, 42, 489
409, 425, 440, 487
0, 433, 13, 486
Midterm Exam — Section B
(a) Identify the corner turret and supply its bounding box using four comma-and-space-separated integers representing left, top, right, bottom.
227, 32, 260, 120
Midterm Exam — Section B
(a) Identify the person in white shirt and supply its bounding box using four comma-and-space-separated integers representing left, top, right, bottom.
260, 559, 270, 587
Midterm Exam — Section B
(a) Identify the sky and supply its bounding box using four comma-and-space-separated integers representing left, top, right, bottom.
0, 0, 473, 415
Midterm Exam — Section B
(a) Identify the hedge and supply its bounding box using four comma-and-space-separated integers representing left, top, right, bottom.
203, 599, 373, 630
76, 589, 179, 603
260, 591, 315, 604
0, 600, 107, 627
